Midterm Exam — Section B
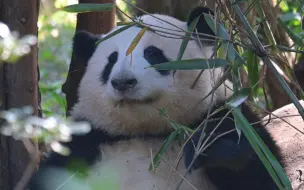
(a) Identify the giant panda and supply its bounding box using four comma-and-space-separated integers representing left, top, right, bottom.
27, 6, 284, 190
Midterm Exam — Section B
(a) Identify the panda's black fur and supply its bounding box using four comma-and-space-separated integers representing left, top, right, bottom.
27, 6, 284, 190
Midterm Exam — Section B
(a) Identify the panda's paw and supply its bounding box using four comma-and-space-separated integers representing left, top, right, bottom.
184, 129, 252, 171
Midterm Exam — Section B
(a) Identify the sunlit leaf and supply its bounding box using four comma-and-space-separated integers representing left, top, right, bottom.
126, 26, 148, 56
149, 59, 229, 70
60, 3, 115, 13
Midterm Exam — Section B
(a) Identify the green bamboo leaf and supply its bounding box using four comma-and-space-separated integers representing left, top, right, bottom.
60, 3, 115, 13
126, 26, 149, 56
203, 14, 229, 40
266, 45, 304, 53
203, 14, 236, 63
96, 22, 136, 45
149, 59, 229, 70
231, 107, 292, 190
231, 0, 250, 5
226, 88, 251, 108
277, 17, 304, 47
247, 49, 259, 98
148, 129, 180, 171
255, 2, 276, 45
176, 15, 200, 60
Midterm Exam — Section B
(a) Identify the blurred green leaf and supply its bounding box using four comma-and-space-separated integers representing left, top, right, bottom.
149, 59, 229, 70
280, 12, 301, 22
277, 17, 304, 47
60, 3, 115, 13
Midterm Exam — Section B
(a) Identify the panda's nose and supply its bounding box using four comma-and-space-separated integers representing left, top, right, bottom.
111, 78, 138, 91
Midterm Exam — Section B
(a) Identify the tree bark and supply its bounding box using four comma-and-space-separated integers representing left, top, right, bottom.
62, 0, 116, 116
0, 0, 40, 189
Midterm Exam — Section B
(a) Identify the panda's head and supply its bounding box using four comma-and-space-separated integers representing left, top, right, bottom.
70, 7, 232, 136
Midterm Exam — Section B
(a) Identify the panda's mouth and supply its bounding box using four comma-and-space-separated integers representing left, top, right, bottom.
115, 96, 159, 106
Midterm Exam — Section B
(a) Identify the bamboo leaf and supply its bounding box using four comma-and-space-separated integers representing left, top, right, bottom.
148, 129, 180, 171
231, 107, 292, 190
126, 26, 149, 56
176, 15, 200, 60
247, 49, 259, 98
60, 3, 115, 13
204, 14, 237, 63
255, 2, 276, 45
266, 45, 304, 53
149, 59, 229, 70
96, 22, 137, 45
227, 88, 251, 108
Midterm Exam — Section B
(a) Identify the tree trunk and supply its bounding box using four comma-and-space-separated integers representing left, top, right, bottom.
62, 0, 116, 116
0, 0, 40, 189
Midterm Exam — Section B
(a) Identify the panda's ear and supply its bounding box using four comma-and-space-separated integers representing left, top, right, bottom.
187, 7, 215, 40
72, 30, 100, 65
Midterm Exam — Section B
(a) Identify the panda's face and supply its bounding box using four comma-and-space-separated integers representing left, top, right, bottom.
71, 13, 230, 136
88, 27, 181, 107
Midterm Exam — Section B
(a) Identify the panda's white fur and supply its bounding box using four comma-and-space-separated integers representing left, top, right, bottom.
28, 6, 283, 190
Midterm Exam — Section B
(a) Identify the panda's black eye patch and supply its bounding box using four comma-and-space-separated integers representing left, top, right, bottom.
144, 46, 170, 76
101, 51, 118, 84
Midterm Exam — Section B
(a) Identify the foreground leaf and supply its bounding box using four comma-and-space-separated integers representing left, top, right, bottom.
176, 15, 200, 60
126, 26, 149, 56
247, 50, 259, 98
226, 88, 251, 108
60, 3, 115, 13
96, 22, 137, 45
231, 107, 292, 190
150, 59, 229, 70
148, 129, 180, 171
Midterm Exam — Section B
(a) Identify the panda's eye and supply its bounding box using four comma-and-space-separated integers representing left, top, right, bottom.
144, 46, 170, 76
101, 51, 118, 84
108, 51, 118, 63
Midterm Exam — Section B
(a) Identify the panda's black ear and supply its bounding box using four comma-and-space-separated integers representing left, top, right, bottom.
187, 7, 215, 40
72, 30, 100, 65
